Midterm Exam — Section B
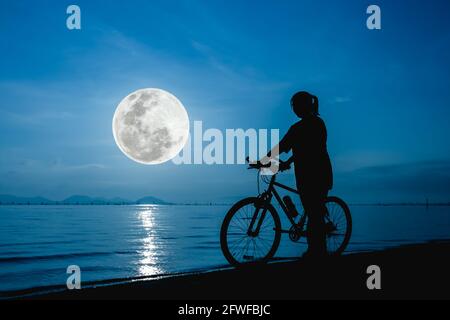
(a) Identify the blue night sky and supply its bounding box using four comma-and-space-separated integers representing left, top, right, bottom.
0, 0, 449, 203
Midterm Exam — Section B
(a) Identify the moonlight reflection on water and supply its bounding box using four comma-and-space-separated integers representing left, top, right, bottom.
137, 206, 164, 276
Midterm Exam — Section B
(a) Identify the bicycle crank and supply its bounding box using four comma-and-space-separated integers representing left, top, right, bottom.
288, 225, 303, 242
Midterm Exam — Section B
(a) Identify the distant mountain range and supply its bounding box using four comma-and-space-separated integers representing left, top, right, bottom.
2, 194, 448, 207
0, 194, 172, 205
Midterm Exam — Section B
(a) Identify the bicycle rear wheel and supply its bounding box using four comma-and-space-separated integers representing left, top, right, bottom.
324, 196, 352, 255
220, 197, 281, 266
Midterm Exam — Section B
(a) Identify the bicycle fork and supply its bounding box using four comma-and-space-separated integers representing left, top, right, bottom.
247, 193, 271, 237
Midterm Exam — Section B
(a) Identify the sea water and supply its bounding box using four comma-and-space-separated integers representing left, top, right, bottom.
0, 204, 449, 293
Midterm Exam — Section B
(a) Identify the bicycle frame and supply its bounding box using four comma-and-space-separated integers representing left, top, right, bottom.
248, 173, 304, 236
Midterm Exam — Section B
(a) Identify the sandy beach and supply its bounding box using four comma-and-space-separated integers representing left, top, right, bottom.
11, 240, 448, 300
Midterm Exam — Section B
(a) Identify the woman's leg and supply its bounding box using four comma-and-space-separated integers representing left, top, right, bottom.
300, 189, 328, 256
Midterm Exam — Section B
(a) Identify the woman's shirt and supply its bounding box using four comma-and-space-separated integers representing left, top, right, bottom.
278, 115, 333, 190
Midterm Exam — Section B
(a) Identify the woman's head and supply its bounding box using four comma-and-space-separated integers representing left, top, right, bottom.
290, 91, 319, 118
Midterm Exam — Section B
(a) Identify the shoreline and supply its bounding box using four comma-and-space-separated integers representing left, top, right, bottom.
1, 203, 450, 208
5, 240, 450, 300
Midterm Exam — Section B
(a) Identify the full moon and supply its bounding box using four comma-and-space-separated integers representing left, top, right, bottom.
112, 88, 189, 165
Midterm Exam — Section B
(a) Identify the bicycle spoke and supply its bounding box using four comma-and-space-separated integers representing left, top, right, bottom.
229, 235, 248, 252
254, 240, 265, 259
229, 221, 246, 233
255, 238, 272, 253
236, 211, 249, 230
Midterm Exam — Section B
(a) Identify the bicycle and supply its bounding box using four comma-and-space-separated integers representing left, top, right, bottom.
220, 158, 352, 266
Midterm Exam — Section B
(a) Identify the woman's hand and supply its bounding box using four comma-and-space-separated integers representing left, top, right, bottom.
278, 160, 291, 172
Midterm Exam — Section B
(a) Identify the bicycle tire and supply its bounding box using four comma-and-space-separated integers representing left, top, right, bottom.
220, 197, 281, 266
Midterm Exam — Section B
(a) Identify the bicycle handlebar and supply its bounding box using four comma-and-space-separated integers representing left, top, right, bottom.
247, 161, 272, 170
246, 156, 289, 171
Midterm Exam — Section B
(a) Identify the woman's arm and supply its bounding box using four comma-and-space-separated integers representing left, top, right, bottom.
260, 126, 293, 163
259, 143, 281, 164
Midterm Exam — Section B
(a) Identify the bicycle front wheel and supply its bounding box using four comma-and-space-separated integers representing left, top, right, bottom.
220, 197, 281, 266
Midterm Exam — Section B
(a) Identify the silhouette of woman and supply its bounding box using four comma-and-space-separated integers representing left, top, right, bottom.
265, 91, 333, 257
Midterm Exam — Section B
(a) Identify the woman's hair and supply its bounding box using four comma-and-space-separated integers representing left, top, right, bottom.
311, 94, 319, 115
290, 91, 319, 116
